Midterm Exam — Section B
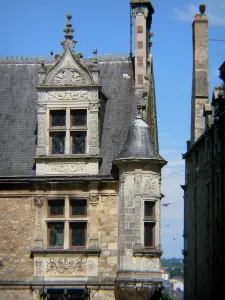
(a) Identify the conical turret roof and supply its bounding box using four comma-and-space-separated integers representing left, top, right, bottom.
115, 111, 165, 163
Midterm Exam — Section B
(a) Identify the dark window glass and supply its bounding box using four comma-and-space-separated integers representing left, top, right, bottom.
48, 223, 64, 247
71, 110, 87, 126
71, 132, 86, 154
52, 132, 65, 154
70, 223, 86, 247
50, 110, 66, 127
145, 202, 154, 219
144, 222, 154, 247
48, 200, 64, 216
47, 289, 85, 300
70, 200, 87, 216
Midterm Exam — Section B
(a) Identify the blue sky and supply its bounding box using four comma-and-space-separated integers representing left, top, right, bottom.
0, 0, 225, 258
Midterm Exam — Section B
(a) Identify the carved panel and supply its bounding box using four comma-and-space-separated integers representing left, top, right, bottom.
135, 174, 142, 195
142, 258, 159, 271
34, 197, 45, 242
135, 197, 141, 244
46, 162, 98, 175
46, 257, 87, 276
52, 69, 85, 86
143, 176, 158, 195
90, 112, 99, 146
34, 259, 44, 276
37, 113, 45, 146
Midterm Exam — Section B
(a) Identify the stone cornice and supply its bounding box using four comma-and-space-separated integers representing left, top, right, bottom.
31, 249, 101, 258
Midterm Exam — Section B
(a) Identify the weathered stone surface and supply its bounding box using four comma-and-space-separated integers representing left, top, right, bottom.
0, 197, 35, 280
0, 289, 33, 300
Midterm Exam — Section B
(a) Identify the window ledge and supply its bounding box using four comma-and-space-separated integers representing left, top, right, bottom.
35, 155, 102, 162
133, 249, 163, 257
31, 249, 101, 258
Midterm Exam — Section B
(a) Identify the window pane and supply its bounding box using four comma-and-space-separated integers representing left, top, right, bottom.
144, 222, 154, 247
49, 223, 64, 247
71, 132, 86, 154
48, 200, 64, 216
52, 133, 65, 154
145, 202, 154, 218
71, 223, 86, 247
50, 110, 66, 127
70, 200, 87, 216
71, 110, 87, 126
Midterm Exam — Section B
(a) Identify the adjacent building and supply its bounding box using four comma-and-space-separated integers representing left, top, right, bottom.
183, 4, 225, 300
0, 1, 167, 299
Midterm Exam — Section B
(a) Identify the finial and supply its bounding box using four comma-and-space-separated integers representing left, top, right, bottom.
136, 104, 142, 119
199, 4, 206, 15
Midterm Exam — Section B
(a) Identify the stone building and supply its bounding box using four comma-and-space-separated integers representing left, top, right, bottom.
183, 5, 225, 300
0, 1, 166, 299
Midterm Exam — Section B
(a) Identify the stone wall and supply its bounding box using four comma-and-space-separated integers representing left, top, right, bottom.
0, 197, 35, 280
0, 289, 33, 300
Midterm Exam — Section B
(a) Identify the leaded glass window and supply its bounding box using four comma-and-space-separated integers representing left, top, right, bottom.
51, 132, 65, 154
144, 222, 154, 247
70, 223, 86, 247
71, 110, 87, 127
71, 132, 86, 154
48, 200, 65, 217
48, 223, 64, 247
70, 200, 87, 216
47, 289, 86, 300
47, 289, 64, 300
50, 110, 66, 127
144, 201, 154, 220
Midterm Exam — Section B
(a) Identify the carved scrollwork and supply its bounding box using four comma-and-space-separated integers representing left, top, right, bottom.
143, 258, 158, 271
143, 176, 158, 195
52, 68, 85, 85
46, 257, 87, 275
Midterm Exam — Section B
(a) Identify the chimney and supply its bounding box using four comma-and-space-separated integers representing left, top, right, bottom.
191, 4, 209, 142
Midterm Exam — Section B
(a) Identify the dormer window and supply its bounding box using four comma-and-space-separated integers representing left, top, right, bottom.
49, 109, 87, 155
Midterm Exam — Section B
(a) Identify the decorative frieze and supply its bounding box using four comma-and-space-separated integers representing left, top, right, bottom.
46, 257, 87, 275
36, 161, 98, 175
38, 90, 99, 102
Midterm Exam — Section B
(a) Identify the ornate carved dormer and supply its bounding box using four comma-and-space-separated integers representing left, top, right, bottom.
36, 15, 106, 175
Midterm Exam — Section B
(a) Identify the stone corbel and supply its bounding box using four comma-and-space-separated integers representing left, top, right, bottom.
34, 196, 45, 249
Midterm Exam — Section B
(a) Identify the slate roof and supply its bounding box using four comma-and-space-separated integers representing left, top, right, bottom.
114, 116, 164, 162
0, 60, 137, 176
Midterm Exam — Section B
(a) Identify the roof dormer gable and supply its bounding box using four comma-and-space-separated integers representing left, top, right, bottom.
41, 15, 95, 87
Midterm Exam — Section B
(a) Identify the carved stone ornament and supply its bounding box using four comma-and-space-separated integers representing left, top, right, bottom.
89, 194, 99, 206
52, 68, 85, 86
143, 176, 158, 195
46, 257, 87, 275
34, 196, 45, 208
37, 104, 47, 113
35, 260, 43, 276
143, 258, 158, 271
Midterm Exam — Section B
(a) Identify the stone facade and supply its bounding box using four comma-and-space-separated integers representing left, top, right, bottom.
0, 2, 166, 300
183, 5, 225, 300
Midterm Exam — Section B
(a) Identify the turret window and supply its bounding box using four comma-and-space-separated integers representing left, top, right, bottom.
144, 201, 155, 248
49, 109, 87, 155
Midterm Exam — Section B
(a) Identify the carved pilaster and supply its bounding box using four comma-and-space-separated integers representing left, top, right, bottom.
89, 101, 100, 156
134, 174, 142, 245
36, 104, 47, 156
119, 174, 126, 269
34, 197, 45, 249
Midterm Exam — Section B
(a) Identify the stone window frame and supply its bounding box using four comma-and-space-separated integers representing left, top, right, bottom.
142, 199, 156, 249
44, 196, 89, 250
48, 107, 89, 156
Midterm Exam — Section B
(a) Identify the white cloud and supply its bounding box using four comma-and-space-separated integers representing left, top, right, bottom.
173, 1, 225, 27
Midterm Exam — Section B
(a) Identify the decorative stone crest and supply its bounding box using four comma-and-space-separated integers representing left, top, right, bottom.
89, 194, 99, 206
52, 68, 85, 85
46, 257, 87, 275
